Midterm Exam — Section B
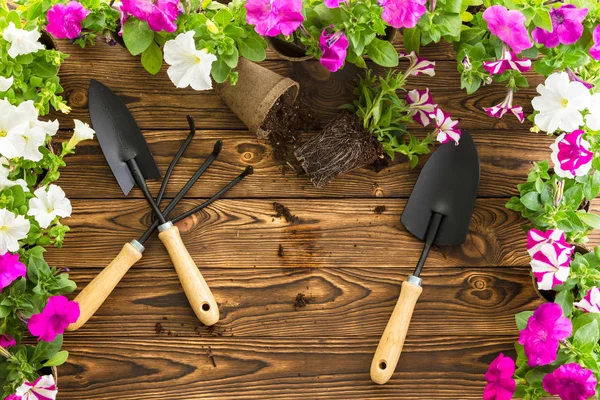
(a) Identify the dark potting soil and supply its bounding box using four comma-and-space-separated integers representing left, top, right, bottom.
374, 205, 386, 214
370, 155, 391, 173
273, 201, 300, 224
293, 293, 311, 309
260, 92, 317, 172
295, 112, 382, 188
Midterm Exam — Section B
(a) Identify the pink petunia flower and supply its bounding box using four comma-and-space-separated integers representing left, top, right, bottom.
15, 374, 57, 400
406, 88, 436, 127
482, 5, 532, 54
590, 25, 600, 61
319, 30, 349, 72
378, 0, 427, 29
482, 48, 531, 75
324, 0, 347, 7
532, 5, 588, 48
484, 88, 524, 123
0, 252, 26, 292
120, 0, 182, 33
245, 0, 304, 37
4, 394, 20, 400
28, 295, 80, 343
483, 353, 516, 400
46, 1, 90, 40
0, 334, 16, 348
430, 108, 461, 145
575, 287, 600, 313
550, 130, 593, 179
518, 303, 572, 367
543, 363, 596, 400
399, 51, 435, 77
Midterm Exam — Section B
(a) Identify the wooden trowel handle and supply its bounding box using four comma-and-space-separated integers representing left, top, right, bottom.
67, 241, 143, 331
370, 277, 423, 384
158, 225, 220, 326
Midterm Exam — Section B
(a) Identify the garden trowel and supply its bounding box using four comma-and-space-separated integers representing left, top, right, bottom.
370, 131, 480, 385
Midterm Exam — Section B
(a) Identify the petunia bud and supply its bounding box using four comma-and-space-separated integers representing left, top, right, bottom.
206, 19, 219, 34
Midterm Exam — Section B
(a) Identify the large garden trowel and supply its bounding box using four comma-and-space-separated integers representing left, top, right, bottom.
370, 131, 480, 385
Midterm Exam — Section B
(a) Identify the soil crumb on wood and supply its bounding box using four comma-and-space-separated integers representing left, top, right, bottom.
155, 322, 165, 334
273, 202, 299, 224
374, 205, 386, 214
278, 244, 284, 257
294, 292, 311, 309
370, 156, 391, 173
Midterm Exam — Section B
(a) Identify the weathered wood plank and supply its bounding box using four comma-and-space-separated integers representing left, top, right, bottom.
49, 39, 541, 131
57, 336, 508, 399
54, 129, 554, 199
62, 266, 538, 338
44, 198, 598, 269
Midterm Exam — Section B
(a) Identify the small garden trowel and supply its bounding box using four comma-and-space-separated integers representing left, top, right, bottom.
370, 131, 480, 385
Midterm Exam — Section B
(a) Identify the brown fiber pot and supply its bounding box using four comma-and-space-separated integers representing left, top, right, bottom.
215, 58, 300, 139
533, 244, 589, 302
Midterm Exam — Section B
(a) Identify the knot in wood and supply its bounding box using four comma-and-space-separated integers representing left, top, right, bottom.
68, 88, 88, 108
237, 143, 265, 164
469, 275, 488, 290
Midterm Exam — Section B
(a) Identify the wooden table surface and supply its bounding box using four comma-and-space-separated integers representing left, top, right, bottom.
41, 36, 596, 399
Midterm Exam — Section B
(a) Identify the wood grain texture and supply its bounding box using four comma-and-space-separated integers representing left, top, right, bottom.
44, 198, 600, 270
53, 129, 555, 199
58, 267, 539, 338
57, 336, 511, 399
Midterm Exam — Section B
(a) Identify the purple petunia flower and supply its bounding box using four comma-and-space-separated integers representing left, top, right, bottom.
245, 0, 304, 37
543, 363, 596, 400
567, 67, 593, 90
0, 252, 26, 292
399, 51, 435, 77
575, 287, 600, 313
28, 295, 80, 342
324, 0, 347, 8
406, 88, 436, 127
46, 1, 90, 40
484, 88, 524, 123
483, 353, 516, 400
483, 48, 531, 75
319, 30, 349, 72
0, 334, 16, 348
532, 5, 588, 48
378, 0, 427, 29
550, 130, 594, 179
120, 0, 182, 33
482, 5, 532, 54
518, 303, 572, 367
590, 25, 600, 61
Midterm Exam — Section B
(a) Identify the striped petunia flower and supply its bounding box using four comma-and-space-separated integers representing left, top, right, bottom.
406, 88, 436, 127
527, 229, 573, 257
483, 48, 531, 75
430, 108, 461, 145
528, 229, 574, 290
483, 88, 524, 123
575, 287, 600, 313
399, 51, 435, 77
550, 130, 594, 179
15, 375, 58, 400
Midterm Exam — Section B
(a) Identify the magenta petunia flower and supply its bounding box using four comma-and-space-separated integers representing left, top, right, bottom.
482, 5, 532, 54
28, 295, 80, 342
483, 353, 516, 400
518, 303, 572, 367
378, 0, 427, 29
407, 88, 436, 126
532, 5, 588, 48
120, 0, 182, 33
319, 30, 348, 72
575, 287, 600, 313
4, 394, 19, 400
0, 334, 16, 348
245, 0, 304, 37
550, 130, 594, 179
590, 25, 600, 61
527, 229, 573, 257
46, 1, 90, 40
324, 0, 347, 7
567, 68, 593, 90
430, 108, 461, 145
543, 363, 596, 400
484, 88, 524, 123
0, 252, 26, 292
483, 48, 531, 75
399, 51, 435, 77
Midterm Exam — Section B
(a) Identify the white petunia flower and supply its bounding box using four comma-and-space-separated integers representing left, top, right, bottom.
0, 99, 29, 159
0, 164, 28, 192
163, 31, 217, 91
21, 126, 47, 162
586, 93, 600, 131
3, 22, 45, 59
0, 76, 14, 92
34, 119, 59, 137
532, 72, 591, 134
0, 208, 30, 253
28, 185, 72, 229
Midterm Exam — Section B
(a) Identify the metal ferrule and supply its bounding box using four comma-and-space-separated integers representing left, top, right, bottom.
129, 239, 145, 253
158, 221, 174, 233
407, 275, 423, 286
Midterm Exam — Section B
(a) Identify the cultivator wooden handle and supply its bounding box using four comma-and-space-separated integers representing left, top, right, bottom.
370, 278, 423, 385
158, 224, 220, 326
67, 241, 144, 331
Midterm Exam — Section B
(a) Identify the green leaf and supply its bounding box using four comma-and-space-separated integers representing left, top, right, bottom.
123, 19, 154, 56
578, 212, 600, 229
366, 39, 399, 68
521, 192, 543, 211
532, 10, 552, 33
402, 28, 421, 54
141, 41, 162, 75
515, 311, 533, 330
213, 8, 232, 27
221, 46, 239, 69
210, 57, 231, 83
574, 320, 599, 350
237, 34, 266, 62
43, 350, 69, 367
555, 290, 574, 317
